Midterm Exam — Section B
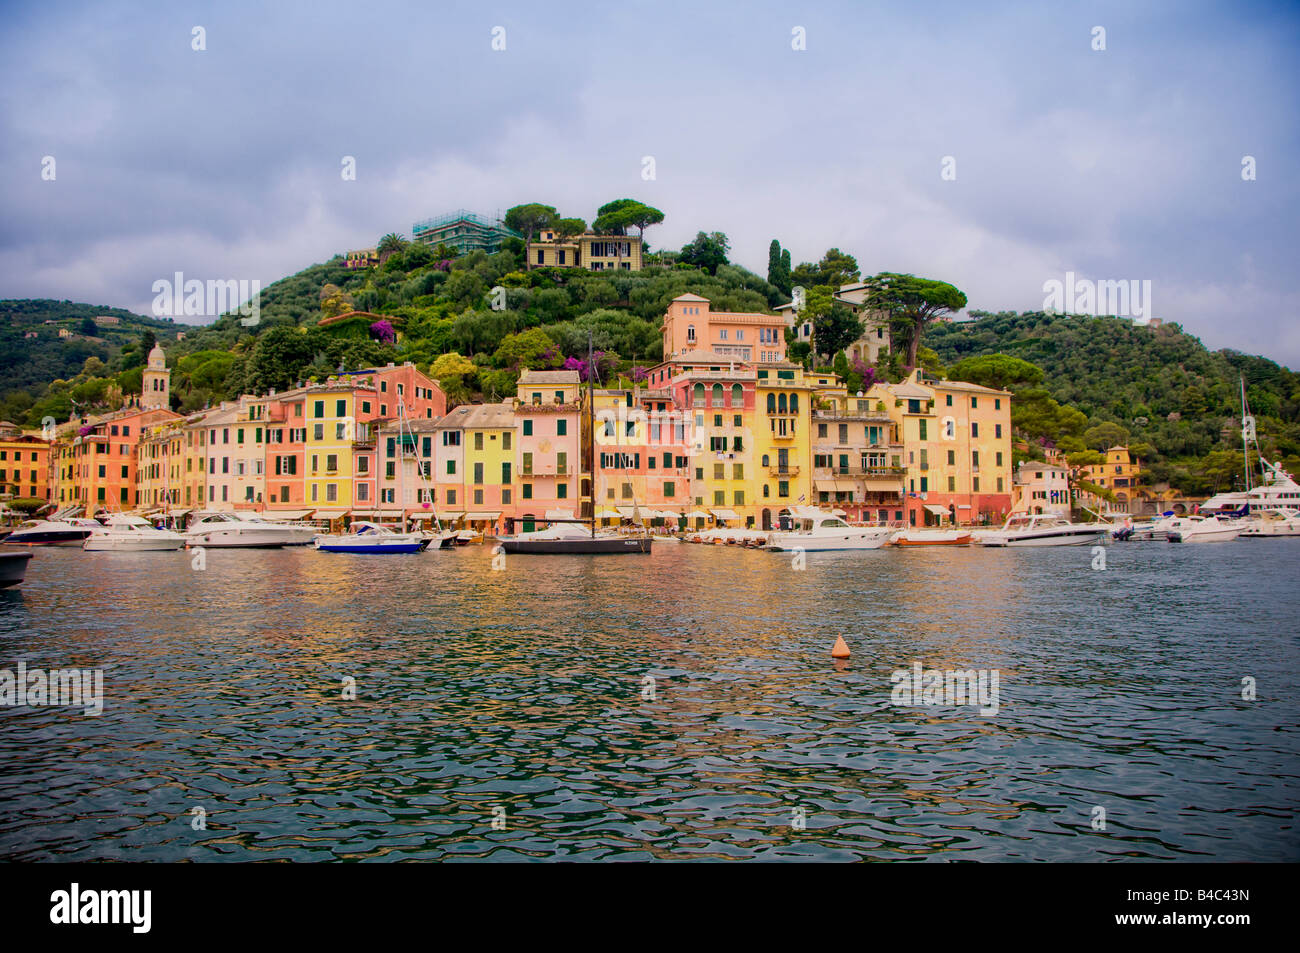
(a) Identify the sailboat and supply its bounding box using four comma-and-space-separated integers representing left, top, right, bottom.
499, 336, 652, 555
1200, 378, 1300, 517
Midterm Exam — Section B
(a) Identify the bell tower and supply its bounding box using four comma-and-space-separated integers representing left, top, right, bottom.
142, 342, 170, 411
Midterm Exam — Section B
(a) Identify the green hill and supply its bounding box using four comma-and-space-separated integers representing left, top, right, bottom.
928, 311, 1300, 492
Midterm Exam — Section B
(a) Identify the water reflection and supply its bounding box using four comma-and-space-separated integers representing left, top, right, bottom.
0, 542, 1296, 861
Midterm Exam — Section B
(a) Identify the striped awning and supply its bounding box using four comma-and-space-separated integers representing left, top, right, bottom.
463, 512, 501, 521
711, 508, 741, 522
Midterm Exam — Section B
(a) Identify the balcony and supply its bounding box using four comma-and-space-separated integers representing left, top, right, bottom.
768, 466, 800, 478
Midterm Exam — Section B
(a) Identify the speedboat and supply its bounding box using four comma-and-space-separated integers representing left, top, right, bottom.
314, 521, 431, 554
83, 515, 186, 552
185, 511, 318, 548
3, 517, 106, 546
765, 509, 896, 551
892, 527, 972, 546
0, 551, 33, 587
1166, 516, 1243, 543
1240, 508, 1300, 538
498, 522, 652, 554
977, 514, 1106, 547
452, 529, 483, 546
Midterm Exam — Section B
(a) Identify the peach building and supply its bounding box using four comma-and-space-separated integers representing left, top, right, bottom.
1012, 460, 1070, 515
514, 369, 582, 518
0, 424, 50, 503
660, 294, 787, 364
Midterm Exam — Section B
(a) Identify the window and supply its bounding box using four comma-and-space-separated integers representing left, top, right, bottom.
447, 490, 457, 505
946, 394, 953, 406
693, 383, 705, 407
947, 450, 955, 465
687, 325, 696, 342
474, 432, 484, 451
314, 400, 324, 418
502, 432, 511, 450
474, 489, 484, 505
523, 419, 533, 436
948, 476, 956, 492
995, 398, 1001, 410
995, 424, 1002, 439
557, 452, 567, 474
918, 419, 927, 440
778, 481, 789, 498
556, 483, 567, 499
501, 462, 511, 484
557, 419, 567, 436
326, 454, 337, 472
522, 483, 533, 499
447, 460, 456, 475
522, 452, 533, 474
972, 422, 979, 438
971, 397, 978, 409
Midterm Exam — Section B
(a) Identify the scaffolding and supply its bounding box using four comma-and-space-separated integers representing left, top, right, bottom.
411, 210, 520, 254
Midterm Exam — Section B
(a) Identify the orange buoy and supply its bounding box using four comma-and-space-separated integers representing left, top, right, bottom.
831, 636, 851, 659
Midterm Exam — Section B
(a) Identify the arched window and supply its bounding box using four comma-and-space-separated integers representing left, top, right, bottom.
693, 383, 704, 407
731, 383, 743, 407
778, 393, 788, 413
761, 454, 770, 467
789, 393, 798, 413
766, 393, 776, 413
687, 325, 696, 342
712, 383, 723, 406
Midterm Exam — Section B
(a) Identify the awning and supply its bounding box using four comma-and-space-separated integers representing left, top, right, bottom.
831, 508, 847, 516
685, 509, 710, 519
658, 510, 684, 520
615, 506, 638, 517
442, 512, 465, 521
312, 509, 348, 520
595, 508, 621, 518
544, 508, 575, 520
924, 504, 950, 516
814, 479, 857, 493
409, 512, 437, 521
711, 508, 741, 522
267, 509, 313, 520
463, 511, 501, 521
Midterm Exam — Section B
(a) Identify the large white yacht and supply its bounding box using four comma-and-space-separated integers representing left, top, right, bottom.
83, 515, 186, 552
1200, 460, 1300, 516
185, 511, 318, 548
765, 508, 896, 551
977, 514, 1106, 547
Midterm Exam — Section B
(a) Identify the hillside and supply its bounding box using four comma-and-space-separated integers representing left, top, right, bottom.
929, 311, 1300, 491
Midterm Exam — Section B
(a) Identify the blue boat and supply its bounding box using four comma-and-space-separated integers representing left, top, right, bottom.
314, 522, 431, 554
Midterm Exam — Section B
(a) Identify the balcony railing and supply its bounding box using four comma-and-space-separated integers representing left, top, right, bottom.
768, 465, 800, 477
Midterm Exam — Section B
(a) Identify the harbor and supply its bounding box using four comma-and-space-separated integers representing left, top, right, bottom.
1, 541, 1295, 861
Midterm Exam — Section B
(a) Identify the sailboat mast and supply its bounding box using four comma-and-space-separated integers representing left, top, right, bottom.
1241, 377, 1252, 494
587, 332, 595, 538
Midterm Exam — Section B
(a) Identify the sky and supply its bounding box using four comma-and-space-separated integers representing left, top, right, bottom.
2, 0, 1298, 365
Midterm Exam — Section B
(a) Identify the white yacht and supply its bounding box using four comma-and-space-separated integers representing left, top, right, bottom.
3, 517, 106, 546
185, 511, 318, 548
765, 508, 896, 551
83, 515, 186, 552
977, 514, 1106, 547
1201, 461, 1300, 516
1240, 508, 1300, 538
1166, 516, 1243, 543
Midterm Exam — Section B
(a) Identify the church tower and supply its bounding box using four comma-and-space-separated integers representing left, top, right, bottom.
141, 342, 170, 411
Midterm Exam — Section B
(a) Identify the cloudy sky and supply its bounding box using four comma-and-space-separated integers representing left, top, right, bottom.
2, 0, 1297, 364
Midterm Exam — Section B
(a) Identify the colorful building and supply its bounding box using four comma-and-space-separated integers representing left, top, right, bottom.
0, 423, 50, 503
525, 226, 644, 271
867, 370, 1013, 526
411, 210, 520, 254
1078, 445, 1142, 514
660, 294, 787, 365
514, 369, 582, 519
1012, 459, 1070, 515
810, 390, 906, 523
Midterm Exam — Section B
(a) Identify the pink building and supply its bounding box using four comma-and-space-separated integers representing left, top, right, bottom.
514, 369, 582, 518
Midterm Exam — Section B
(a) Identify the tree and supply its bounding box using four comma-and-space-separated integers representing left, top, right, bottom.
555, 217, 587, 239
767, 240, 792, 295
814, 303, 862, 360
862, 273, 967, 369
946, 354, 1044, 392
791, 247, 860, 291
493, 328, 560, 370
1083, 421, 1131, 450
79, 317, 98, 336
593, 199, 663, 240
377, 233, 407, 261
678, 231, 730, 275
504, 204, 559, 267
140, 330, 157, 355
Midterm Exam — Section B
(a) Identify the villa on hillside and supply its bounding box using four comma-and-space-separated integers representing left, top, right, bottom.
411, 210, 520, 255
524, 225, 643, 271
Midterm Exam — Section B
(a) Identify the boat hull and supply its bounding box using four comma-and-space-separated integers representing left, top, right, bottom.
0, 551, 33, 587
3, 530, 94, 546
314, 540, 430, 554
893, 530, 972, 546
499, 536, 653, 554
185, 530, 317, 548
979, 530, 1104, 547
84, 537, 185, 552
766, 531, 894, 551
1167, 528, 1242, 543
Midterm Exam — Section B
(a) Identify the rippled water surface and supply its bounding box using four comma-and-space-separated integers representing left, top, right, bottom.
1, 539, 1297, 861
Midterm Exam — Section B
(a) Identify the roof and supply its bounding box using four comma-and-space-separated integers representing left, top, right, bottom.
672, 293, 710, 303
434, 402, 516, 430
518, 369, 581, 385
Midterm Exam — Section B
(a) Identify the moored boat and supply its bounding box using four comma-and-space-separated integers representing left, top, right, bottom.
892, 527, 972, 546
1240, 508, 1300, 537
83, 515, 186, 552
185, 511, 318, 548
977, 514, 1105, 547
765, 508, 896, 551
498, 522, 652, 554
314, 521, 431, 554
0, 551, 33, 587
3, 517, 106, 546
1166, 516, 1243, 543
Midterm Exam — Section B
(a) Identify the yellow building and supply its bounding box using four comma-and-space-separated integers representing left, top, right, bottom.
810, 389, 907, 523
525, 227, 644, 271
867, 369, 1013, 526
304, 386, 357, 516
753, 363, 817, 530
0, 423, 50, 503
1078, 445, 1142, 514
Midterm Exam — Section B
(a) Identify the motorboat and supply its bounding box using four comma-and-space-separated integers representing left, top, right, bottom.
0, 551, 33, 587
1240, 508, 1300, 538
977, 514, 1106, 547
314, 521, 431, 554
2, 517, 106, 546
1201, 459, 1300, 516
1111, 513, 1182, 541
498, 521, 652, 554
83, 515, 186, 552
765, 509, 896, 551
892, 527, 972, 546
185, 511, 318, 548
1166, 516, 1243, 543
452, 529, 483, 546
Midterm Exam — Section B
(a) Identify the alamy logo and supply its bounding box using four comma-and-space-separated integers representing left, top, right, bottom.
0, 661, 103, 716
1042, 271, 1152, 322
50, 883, 151, 933
890, 660, 1000, 716
152, 271, 261, 326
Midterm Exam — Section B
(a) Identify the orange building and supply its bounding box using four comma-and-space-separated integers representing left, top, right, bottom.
0, 423, 50, 503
